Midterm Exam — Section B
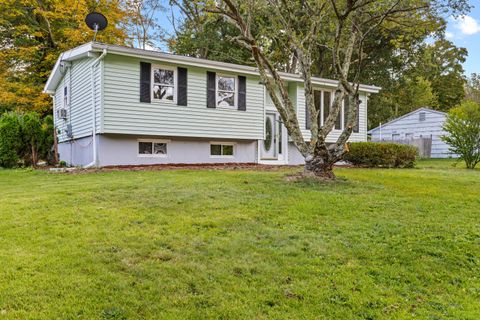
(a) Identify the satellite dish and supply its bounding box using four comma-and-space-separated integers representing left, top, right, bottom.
85, 12, 108, 41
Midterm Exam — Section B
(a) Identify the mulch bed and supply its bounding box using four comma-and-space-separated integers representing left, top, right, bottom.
44, 162, 354, 173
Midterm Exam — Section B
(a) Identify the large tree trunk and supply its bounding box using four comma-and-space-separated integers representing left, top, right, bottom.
304, 155, 336, 179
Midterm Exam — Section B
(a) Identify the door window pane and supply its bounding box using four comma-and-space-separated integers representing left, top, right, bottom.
264, 117, 273, 152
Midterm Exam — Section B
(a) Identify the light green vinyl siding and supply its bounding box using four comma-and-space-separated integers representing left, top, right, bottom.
102, 54, 264, 140
54, 57, 101, 142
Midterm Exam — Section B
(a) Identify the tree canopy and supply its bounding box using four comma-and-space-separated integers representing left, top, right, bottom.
169, 1, 470, 130
0, 0, 164, 114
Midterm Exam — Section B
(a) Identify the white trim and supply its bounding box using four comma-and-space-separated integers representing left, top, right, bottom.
151, 64, 177, 104
215, 74, 237, 109
43, 43, 94, 93
137, 139, 170, 158
209, 141, 236, 157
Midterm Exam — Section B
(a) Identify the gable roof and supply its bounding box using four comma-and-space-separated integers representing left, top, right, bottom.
43, 42, 382, 94
368, 107, 447, 134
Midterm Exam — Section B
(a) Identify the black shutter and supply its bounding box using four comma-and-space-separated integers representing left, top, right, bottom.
207, 71, 216, 108
177, 67, 188, 106
305, 101, 311, 130
140, 62, 151, 103
237, 76, 246, 111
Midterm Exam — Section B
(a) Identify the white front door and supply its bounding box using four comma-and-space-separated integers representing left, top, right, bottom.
261, 113, 277, 160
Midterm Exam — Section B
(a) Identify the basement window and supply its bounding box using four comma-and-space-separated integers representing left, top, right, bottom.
210, 143, 234, 157
138, 139, 168, 157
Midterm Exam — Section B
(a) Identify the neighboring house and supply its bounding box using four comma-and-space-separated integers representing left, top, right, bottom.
43, 42, 380, 167
368, 107, 457, 158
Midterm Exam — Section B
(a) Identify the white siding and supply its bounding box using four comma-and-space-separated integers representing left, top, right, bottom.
370, 109, 455, 158
296, 85, 368, 143
102, 54, 264, 140
54, 57, 100, 142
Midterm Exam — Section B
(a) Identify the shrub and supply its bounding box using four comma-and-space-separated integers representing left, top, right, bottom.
0, 112, 54, 168
442, 101, 480, 169
344, 142, 417, 168
21, 112, 43, 166
0, 113, 23, 168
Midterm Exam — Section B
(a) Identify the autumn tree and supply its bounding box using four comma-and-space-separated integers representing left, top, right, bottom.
208, 0, 468, 179
0, 0, 133, 114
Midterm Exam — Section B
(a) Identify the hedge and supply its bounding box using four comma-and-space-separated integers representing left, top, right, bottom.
0, 112, 54, 168
344, 142, 417, 168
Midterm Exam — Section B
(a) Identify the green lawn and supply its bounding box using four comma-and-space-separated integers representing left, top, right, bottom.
0, 159, 479, 319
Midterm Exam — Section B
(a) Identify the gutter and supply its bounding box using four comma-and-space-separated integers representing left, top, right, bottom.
84, 48, 107, 168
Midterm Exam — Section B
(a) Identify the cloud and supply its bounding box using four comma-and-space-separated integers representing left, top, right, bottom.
445, 31, 454, 39
453, 15, 480, 35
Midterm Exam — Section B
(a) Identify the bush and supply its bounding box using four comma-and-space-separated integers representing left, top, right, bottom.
0, 112, 54, 168
0, 113, 23, 168
344, 142, 417, 168
442, 101, 480, 169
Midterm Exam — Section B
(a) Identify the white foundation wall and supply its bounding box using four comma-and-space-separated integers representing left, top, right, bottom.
97, 134, 258, 167
57, 135, 95, 166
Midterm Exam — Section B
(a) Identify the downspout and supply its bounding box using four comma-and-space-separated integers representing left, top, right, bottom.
85, 48, 107, 168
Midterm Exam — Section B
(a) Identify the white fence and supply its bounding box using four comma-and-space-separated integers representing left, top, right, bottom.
376, 138, 433, 158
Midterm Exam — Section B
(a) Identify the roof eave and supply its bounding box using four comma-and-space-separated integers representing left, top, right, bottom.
90, 43, 381, 93
43, 42, 94, 93
43, 42, 381, 94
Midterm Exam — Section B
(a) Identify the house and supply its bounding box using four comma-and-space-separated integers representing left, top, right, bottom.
368, 107, 456, 158
43, 42, 380, 167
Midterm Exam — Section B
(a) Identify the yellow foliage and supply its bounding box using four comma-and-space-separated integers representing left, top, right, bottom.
0, 0, 133, 115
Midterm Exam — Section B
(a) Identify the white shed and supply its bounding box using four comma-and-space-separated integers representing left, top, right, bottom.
368, 107, 457, 158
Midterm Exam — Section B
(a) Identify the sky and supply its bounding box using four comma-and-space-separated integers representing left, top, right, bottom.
157, 2, 480, 76
445, 2, 480, 75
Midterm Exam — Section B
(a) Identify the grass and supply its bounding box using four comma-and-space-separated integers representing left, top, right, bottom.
0, 159, 479, 319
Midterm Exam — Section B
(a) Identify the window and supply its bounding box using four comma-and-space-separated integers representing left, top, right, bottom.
152, 66, 175, 102
419, 112, 426, 121
392, 134, 400, 141
138, 140, 168, 157
63, 86, 68, 108
335, 100, 343, 130
322, 91, 331, 126
343, 97, 359, 133
405, 133, 414, 140
216, 75, 236, 108
210, 143, 234, 156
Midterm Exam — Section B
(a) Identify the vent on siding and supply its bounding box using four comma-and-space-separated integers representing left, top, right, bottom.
57, 108, 68, 120
419, 112, 426, 121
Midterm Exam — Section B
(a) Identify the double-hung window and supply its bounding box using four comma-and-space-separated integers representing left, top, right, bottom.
216, 75, 236, 108
152, 66, 175, 102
